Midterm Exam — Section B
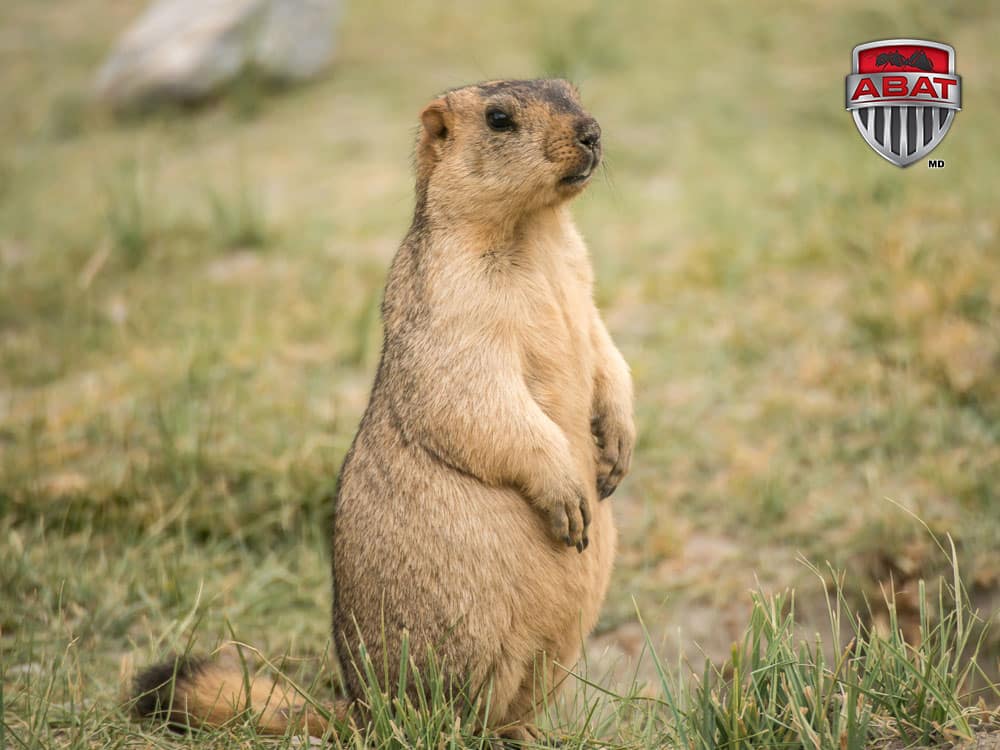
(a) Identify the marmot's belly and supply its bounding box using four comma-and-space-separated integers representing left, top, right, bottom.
332, 444, 615, 676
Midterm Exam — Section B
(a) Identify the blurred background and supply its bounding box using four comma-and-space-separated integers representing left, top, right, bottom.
2, 0, 998, 711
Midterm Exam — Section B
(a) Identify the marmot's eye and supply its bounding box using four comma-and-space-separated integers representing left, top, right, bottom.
485, 107, 515, 132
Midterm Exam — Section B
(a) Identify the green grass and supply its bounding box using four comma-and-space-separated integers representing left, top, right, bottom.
5, 550, 997, 748
103, 158, 156, 267
2, 0, 999, 747
206, 178, 270, 251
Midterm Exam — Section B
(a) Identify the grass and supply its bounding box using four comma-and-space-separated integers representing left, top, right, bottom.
206, 176, 270, 251
5, 550, 997, 748
103, 158, 155, 267
636, 560, 997, 749
1, 0, 999, 747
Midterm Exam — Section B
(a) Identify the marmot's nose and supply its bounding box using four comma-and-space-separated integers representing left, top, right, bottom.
576, 117, 601, 151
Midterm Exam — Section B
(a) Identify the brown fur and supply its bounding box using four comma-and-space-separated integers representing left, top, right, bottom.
132, 79, 634, 741
131, 646, 349, 735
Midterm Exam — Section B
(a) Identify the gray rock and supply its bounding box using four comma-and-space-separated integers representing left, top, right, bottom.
95, 0, 339, 108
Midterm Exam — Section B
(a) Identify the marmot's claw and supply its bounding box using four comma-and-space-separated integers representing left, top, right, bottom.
594, 426, 633, 500
598, 477, 616, 499
547, 488, 591, 550
596, 467, 619, 500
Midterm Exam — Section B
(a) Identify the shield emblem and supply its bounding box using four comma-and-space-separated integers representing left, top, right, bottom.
845, 39, 961, 167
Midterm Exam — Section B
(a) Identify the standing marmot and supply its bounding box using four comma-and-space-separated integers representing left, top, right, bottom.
132, 78, 635, 743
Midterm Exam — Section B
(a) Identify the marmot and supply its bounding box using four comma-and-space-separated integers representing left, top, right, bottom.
132, 78, 635, 743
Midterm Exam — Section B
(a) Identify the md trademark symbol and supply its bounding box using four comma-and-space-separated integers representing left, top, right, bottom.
928, 159, 946, 168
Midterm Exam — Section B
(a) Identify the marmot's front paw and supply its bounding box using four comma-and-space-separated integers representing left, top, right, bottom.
592, 413, 635, 499
543, 483, 591, 553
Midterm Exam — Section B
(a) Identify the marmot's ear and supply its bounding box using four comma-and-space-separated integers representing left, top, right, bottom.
420, 97, 451, 142
417, 97, 452, 183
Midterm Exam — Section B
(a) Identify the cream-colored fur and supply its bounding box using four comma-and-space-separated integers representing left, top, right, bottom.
332, 79, 634, 739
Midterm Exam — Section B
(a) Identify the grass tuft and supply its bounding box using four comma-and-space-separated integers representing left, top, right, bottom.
631, 554, 998, 750
207, 178, 270, 251
103, 159, 156, 267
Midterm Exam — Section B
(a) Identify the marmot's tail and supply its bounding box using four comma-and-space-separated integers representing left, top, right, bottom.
131, 648, 350, 737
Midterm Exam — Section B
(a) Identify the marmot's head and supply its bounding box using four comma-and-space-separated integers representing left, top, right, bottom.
416, 79, 601, 220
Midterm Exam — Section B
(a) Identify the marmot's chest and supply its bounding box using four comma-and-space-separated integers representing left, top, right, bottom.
517, 262, 596, 431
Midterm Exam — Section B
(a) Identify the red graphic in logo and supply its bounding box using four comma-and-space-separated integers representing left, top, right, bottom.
861, 45, 947, 72
845, 39, 961, 167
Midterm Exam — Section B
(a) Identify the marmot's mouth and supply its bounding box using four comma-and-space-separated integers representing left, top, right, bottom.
560, 152, 598, 186
560, 169, 593, 186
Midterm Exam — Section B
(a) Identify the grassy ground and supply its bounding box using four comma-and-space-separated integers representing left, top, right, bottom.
2, 0, 999, 747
